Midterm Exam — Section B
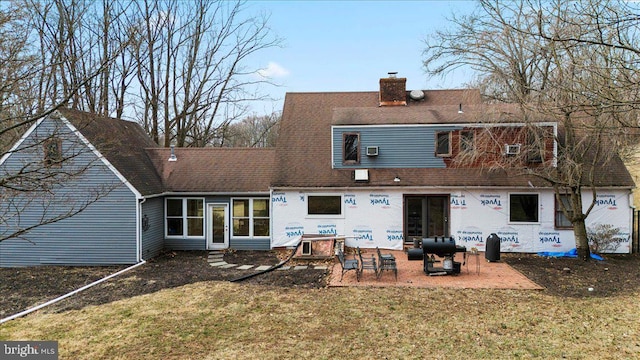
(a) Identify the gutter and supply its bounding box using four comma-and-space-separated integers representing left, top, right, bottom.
0, 260, 146, 324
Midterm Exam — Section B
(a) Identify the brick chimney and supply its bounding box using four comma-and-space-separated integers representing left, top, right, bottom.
379, 72, 407, 106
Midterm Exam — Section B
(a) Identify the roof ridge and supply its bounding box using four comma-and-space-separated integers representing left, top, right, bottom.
146, 147, 275, 151
286, 88, 477, 95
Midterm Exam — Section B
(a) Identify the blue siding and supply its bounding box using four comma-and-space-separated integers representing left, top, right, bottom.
0, 118, 139, 267
164, 238, 206, 251
333, 125, 462, 168
230, 238, 270, 250
0, 184, 138, 267
141, 197, 164, 260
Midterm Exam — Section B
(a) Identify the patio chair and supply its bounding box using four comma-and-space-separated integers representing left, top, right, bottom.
337, 248, 360, 282
376, 247, 397, 281
357, 247, 378, 280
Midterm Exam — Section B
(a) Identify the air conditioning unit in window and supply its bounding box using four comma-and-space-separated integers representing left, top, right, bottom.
366, 146, 379, 156
504, 144, 521, 155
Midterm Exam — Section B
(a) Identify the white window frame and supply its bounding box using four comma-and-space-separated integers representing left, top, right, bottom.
165, 197, 205, 239
306, 194, 345, 219
231, 197, 271, 238
508, 193, 540, 224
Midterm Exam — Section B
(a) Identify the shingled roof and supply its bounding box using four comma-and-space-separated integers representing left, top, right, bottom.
58, 108, 164, 196
146, 147, 274, 193
273, 90, 635, 189
58, 108, 277, 195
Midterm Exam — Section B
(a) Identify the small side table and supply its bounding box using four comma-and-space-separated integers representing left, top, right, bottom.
466, 248, 480, 275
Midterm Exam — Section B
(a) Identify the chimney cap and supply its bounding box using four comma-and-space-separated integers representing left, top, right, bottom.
387, 72, 398, 78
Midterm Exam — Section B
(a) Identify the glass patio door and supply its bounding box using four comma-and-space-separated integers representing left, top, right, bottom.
426, 196, 448, 237
405, 195, 449, 242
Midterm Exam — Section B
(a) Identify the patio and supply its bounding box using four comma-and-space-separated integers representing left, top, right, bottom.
328, 248, 544, 290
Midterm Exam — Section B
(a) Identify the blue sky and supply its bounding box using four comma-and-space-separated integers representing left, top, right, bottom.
245, 1, 477, 114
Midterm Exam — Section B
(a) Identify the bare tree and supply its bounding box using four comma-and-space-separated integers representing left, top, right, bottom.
222, 112, 280, 147
13, 0, 280, 147
25, 0, 134, 116
0, 3, 37, 150
424, 0, 640, 260
130, 0, 281, 147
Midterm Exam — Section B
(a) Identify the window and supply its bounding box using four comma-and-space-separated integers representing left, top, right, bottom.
232, 198, 270, 237
509, 194, 539, 223
435, 131, 452, 157
460, 131, 475, 152
308, 195, 342, 215
343, 133, 360, 164
44, 138, 62, 166
166, 198, 204, 237
253, 199, 270, 236
555, 194, 573, 228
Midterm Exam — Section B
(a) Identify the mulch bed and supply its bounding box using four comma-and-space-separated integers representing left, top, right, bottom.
1, 250, 639, 318
502, 252, 640, 297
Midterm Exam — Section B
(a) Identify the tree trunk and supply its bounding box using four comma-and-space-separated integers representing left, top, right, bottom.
573, 217, 591, 261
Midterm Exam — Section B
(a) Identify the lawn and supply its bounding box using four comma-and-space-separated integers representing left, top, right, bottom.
1, 281, 638, 359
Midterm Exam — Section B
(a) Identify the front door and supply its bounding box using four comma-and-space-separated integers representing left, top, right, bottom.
207, 203, 229, 250
405, 195, 449, 243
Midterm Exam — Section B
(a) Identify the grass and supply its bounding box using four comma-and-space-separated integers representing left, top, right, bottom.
1, 282, 639, 359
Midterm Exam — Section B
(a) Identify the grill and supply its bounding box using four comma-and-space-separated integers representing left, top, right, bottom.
422, 237, 467, 275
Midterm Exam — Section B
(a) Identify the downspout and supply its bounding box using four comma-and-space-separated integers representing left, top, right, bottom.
269, 188, 274, 250
138, 197, 146, 261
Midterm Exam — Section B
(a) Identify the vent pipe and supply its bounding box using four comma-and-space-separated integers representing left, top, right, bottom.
168, 145, 177, 162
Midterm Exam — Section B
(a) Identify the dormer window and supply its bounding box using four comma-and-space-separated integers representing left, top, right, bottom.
343, 132, 360, 164
435, 131, 452, 157
44, 138, 62, 166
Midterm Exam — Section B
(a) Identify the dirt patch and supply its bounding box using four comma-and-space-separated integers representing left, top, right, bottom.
502, 252, 640, 298
0, 250, 327, 317
2, 250, 640, 317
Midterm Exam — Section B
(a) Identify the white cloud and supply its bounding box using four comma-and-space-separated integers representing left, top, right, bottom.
257, 62, 290, 79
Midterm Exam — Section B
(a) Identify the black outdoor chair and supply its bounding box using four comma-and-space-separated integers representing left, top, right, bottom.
357, 247, 378, 280
376, 247, 397, 281
337, 249, 360, 282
